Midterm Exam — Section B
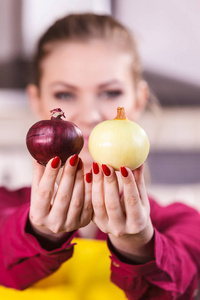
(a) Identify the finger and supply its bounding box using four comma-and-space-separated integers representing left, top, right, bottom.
31, 159, 45, 200
80, 171, 93, 226
30, 156, 61, 220
120, 166, 143, 221
132, 164, 144, 183
49, 154, 79, 225
92, 162, 107, 223
133, 164, 150, 211
64, 158, 85, 231
102, 164, 125, 225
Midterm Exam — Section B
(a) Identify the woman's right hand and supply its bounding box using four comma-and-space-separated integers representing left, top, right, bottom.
29, 154, 93, 243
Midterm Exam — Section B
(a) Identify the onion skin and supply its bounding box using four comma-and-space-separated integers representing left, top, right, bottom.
88, 107, 150, 171
26, 108, 84, 166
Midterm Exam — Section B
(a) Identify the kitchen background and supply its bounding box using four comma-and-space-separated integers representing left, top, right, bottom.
0, 0, 200, 209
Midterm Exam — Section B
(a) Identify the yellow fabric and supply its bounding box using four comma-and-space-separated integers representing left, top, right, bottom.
0, 238, 126, 299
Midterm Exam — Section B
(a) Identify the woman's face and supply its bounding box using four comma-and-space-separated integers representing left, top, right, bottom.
28, 40, 147, 171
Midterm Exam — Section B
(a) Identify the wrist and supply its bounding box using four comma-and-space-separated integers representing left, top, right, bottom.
108, 220, 155, 264
26, 217, 74, 251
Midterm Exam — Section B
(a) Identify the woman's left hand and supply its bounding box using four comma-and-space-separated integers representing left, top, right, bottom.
91, 163, 155, 263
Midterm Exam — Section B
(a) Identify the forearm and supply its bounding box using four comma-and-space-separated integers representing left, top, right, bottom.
0, 204, 76, 290
108, 201, 200, 299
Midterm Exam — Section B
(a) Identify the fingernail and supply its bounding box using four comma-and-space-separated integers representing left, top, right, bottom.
69, 154, 78, 167
102, 164, 111, 176
77, 158, 83, 170
86, 172, 92, 183
93, 162, 99, 174
120, 167, 128, 177
51, 156, 60, 169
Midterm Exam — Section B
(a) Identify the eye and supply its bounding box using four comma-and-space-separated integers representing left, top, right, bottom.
54, 92, 74, 100
100, 90, 123, 99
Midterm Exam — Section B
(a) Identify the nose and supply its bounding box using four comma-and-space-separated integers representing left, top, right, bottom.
78, 100, 102, 126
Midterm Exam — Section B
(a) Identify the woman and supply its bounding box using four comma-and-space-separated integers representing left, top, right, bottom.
0, 13, 200, 299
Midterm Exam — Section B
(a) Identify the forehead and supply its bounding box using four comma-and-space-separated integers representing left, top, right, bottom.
40, 41, 133, 84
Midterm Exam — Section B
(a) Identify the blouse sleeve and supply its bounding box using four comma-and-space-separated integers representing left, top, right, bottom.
108, 198, 200, 299
0, 187, 77, 290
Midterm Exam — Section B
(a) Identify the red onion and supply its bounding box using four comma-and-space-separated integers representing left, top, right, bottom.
26, 108, 84, 166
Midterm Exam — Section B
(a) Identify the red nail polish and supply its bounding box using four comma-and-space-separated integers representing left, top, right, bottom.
69, 154, 78, 167
120, 167, 128, 177
86, 172, 92, 183
93, 162, 99, 174
51, 156, 60, 169
102, 164, 111, 176
77, 158, 83, 170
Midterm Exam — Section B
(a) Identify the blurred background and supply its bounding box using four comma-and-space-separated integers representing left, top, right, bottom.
0, 0, 200, 208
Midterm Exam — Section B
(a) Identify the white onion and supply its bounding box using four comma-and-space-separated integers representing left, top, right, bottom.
88, 107, 150, 170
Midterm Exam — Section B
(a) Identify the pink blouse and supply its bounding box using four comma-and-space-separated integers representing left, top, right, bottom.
0, 186, 200, 299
